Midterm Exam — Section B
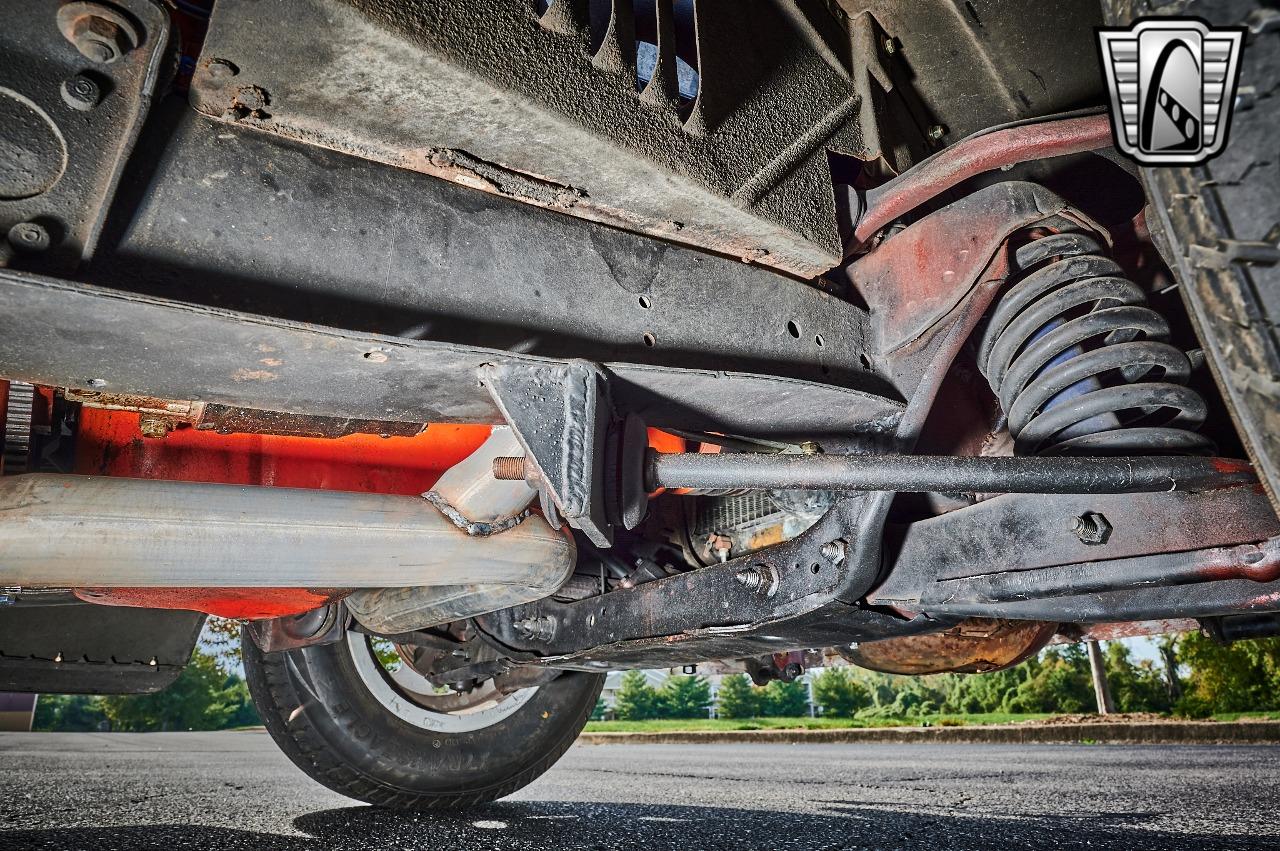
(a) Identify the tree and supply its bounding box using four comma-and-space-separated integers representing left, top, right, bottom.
762, 678, 809, 716
591, 697, 607, 721
33, 694, 107, 732
1103, 641, 1171, 713
1157, 635, 1182, 702
221, 677, 261, 728
716, 674, 763, 719
941, 665, 1030, 715
99, 649, 256, 732
1007, 645, 1094, 713
812, 668, 871, 717
661, 675, 712, 718
613, 670, 664, 720
202, 616, 245, 665
1175, 632, 1280, 716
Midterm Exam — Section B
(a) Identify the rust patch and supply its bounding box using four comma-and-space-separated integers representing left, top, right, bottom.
1054, 619, 1198, 643
65, 389, 205, 423
197, 404, 425, 439
854, 114, 1113, 245
66, 390, 424, 439
841, 617, 1057, 675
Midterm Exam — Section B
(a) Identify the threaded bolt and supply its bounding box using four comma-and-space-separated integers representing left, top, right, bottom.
820, 538, 848, 564
492, 456, 527, 480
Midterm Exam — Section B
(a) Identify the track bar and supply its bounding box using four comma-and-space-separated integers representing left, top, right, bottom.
644, 452, 1256, 494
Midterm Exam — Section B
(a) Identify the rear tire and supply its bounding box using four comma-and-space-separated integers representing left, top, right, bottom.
242, 626, 603, 809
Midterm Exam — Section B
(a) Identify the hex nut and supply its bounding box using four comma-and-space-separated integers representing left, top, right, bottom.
57, 4, 140, 64
1070, 512, 1112, 545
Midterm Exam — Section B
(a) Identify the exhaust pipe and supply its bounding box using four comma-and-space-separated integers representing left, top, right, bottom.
345, 428, 577, 632
0, 430, 575, 628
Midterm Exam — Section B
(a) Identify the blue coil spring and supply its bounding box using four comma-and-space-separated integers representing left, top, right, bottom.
976, 231, 1211, 456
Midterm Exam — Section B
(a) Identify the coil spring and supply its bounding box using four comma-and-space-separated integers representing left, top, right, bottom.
976, 231, 1211, 456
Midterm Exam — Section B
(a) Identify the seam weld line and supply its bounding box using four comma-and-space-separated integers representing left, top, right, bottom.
422, 491, 532, 537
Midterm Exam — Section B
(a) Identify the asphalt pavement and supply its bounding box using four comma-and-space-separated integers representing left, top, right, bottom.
1, 731, 1277, 850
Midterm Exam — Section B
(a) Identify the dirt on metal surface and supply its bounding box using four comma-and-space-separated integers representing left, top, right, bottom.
841, 617, 1057, 674
187, 0, 878, 277
67, 389, 424, 439
854, 114, 1113, 245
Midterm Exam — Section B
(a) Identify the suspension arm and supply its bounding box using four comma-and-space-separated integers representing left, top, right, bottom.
643, 451, 1255, 495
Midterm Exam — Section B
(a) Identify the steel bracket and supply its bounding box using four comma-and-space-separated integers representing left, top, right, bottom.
482, 360, 621, 547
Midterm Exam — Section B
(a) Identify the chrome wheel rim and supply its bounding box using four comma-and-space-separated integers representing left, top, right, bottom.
347, 631, 537, 732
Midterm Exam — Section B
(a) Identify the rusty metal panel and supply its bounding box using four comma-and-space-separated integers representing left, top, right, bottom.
0, 269, 904, 439
94, 107, 885, 391
187, 0, 885, 277
842, 618, 1057, 674
0, 0, 170, 272
872, 484, 1280, 605
1054, 619, 1199, 642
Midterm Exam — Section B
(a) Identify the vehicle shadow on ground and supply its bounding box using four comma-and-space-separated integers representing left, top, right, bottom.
2, 801, 1275, 851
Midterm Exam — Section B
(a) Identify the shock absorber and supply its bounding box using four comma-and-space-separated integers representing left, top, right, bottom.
976, 230, 1211, 456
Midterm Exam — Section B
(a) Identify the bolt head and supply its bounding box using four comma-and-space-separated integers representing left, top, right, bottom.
8, 222, 51, 253
81, 39, 114, 63
927, 124, 947, 142
61, 74, 101, 110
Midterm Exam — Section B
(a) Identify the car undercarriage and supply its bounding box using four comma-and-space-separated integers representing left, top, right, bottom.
2, 0, 1278, 808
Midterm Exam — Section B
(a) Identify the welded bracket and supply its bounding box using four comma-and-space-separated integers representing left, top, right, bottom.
480, 360, 616, 546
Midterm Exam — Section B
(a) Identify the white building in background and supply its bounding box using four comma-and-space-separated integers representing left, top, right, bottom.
599, 669, 671, 714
